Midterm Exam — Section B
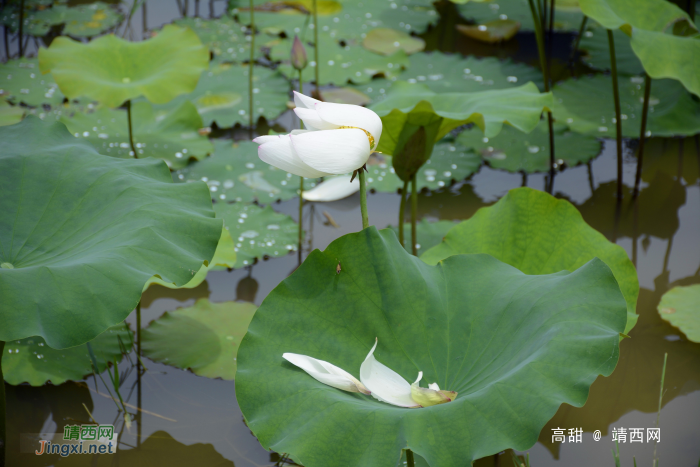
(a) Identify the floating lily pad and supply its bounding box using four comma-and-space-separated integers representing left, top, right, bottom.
550, 74, 700, 137
174, 16, 261, 65
3, 323, 132, 386
157, 63, 289, 128
234, 0, 438, 42
174, 140, 304, 203
39, 24, 209, 108
352, 52, 543, 103
213, 202, 299, 268
390, 219, 458, 253
0, 100, 24, 126
0, 57, 64, 107
458, 0, 584, 32
271, 35, 409, 85
421, 187, 639, 334
236, 226, 627, 467
657, 285, 700, 343
457, 120, 602, 173
456, 19, 521, 43
1, 2, 122, 37
0, 117, 221, 349
362, 27, 425, 55
142, 299, 256, 379
578, 26, 643, 75
365, 139, 482, 192
578, 0, 693, 32
60, 101, 213, 170
144, 227, 237, 291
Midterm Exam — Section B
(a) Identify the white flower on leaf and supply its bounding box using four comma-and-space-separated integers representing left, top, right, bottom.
284, 339, 457, 408
283, 353, 370, 394
253, 91, 382, 178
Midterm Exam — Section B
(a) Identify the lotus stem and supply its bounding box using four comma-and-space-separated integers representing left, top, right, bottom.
126, 100, 138, 159
633, 74, 652, 199
0, 340, 6, 465
406, 449, 415, 467
607, 29, 623, 200
411, 175, 417, 256
18, 0, 24, 58
194, 0, 200, 17
249, 0, 255, 130
359, 170, 369, 230
136, 301, 142, 447
298, 70, 304, 263
570, 16, 588, 66
210, 0, 215, 18
313, 0, 320, 96
142, 2, 147, 34
398, 179, 408, 247
652, 353, 668, 467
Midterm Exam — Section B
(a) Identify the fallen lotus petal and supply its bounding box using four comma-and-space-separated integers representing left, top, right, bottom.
359, 339, 420, 408
283, 353, 370, 394
410, 371, 457, 407
253, 91, 382, 177
302, 175, 360, 202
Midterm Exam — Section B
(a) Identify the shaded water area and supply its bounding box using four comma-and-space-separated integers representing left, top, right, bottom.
3, 1, 700, 466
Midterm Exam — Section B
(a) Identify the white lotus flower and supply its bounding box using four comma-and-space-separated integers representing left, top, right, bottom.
360, 339, 457, 408
253, 91, 382, 178
302, 175, 360, 202
283, 352, 370, 394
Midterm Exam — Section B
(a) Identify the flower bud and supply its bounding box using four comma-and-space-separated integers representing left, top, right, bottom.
290, 35, 308, 71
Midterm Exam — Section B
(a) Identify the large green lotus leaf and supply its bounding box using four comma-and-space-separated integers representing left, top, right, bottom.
60, 101, 213, 170
578, 0, 693, 32
365, 139, 482, 193
0, 100, 24, 126
236, 227, 627, 467
630, 28, 700, 98
421, 187, 638, 334
351, 52, 543, 103
213, 203, 299, 268
550, 74, 700, 137
234, 0, 437, 42
142, 299, 256, 380
156, 63, 289, 128
143, 227, 237, 291
657, 285, 700, 343
0, 117, 221, 349
362, 27, 425, 55
174, 140, 305, 203
38, 24, 209, 108
3, 323, 132, 386
270, 35, 409, 86
370, 81, 553, 163
0, 57, 64, 107
390, 219, 458, 254
173, 16, 262, 65
457, 0, 584, 32
456, 120, 602, 173
578, 26, 643, 76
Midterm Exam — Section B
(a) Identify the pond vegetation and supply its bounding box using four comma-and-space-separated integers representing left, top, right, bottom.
1, 0, 699, 466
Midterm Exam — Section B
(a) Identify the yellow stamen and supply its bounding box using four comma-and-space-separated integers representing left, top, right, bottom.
338, 126, 375, 149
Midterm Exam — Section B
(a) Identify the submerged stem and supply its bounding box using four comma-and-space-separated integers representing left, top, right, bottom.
126, 100, 138, 159
633, 74, 652, 198
313, 0, 319, 95
0, 340, 5, 466
406, 449, 415, 467
18, 0, 24, 58
358, 170, 369, 230
398, 179, 409, 247
570, 16, 589, 66
607, 29, 623, 200
652, 353, 668, 467
411, 175, 417, 256
249, 0, 255, 130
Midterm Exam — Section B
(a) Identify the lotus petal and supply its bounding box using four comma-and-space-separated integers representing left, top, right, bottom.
302, 176, 360, 202
256, 135, 329, 178
314, 101, 383, 150
360, 339, 419, 408
294, 107, 339, 131
293, 90, 322, 110
291, 129, 371, 175
283, 353, 370, 394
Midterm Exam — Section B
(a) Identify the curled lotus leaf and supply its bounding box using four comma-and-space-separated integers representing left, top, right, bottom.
0, 117, 221, 349
236, 227, 627, 467
38, 24, 209, 108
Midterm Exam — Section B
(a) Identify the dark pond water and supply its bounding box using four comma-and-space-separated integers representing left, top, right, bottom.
3, 1, 700, 466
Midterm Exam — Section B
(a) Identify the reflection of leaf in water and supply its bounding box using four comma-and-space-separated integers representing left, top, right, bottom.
577, 173, 686, 241
637, 137, 700, 186
540, 278, 700, 458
